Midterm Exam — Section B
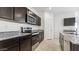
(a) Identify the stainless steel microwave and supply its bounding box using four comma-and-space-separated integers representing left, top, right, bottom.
25, 9, 37, 25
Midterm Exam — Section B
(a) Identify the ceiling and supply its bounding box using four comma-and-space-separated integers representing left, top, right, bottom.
33, 7, 79, 14
32, 7, 48, 12
52, 7, 79, 13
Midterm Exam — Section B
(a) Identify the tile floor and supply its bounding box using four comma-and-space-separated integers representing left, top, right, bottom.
35, 39, 61, 51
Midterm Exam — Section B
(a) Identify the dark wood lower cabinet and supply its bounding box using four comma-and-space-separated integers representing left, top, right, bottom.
32, 31, 44, 51
32, 31, 44, 46
0, 37, 19, 51
0, 31, 44, 51
70, 42, 79, 51
7, 44, 19, 51
39, 31, 44, 43
32, 34, 39, 46
20, 35, 32, 51
0, 35, 32, 51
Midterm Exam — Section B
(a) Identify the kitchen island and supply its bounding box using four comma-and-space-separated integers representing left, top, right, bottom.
59, 32, 79, 51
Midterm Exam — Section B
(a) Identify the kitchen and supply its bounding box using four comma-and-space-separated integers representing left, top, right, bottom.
0, 7, 79, 51
0, 7, 44, 51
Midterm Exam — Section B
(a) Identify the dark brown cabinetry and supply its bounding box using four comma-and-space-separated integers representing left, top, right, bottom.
0, 37, 19, 51
0, 31, 44, 51
0, 35, 32, 51
39, 31, 44, 43
20, 35, 32, 51
32, 31, 44, 50
14, 7, 26, 23
70, 42, 79, 51
0, 7, 41, 26
0, 7, 13, 20
32, 34, 39, 46
32, 31, 44, 46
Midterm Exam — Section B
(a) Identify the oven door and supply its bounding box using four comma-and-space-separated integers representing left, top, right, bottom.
32, 33, 39, 51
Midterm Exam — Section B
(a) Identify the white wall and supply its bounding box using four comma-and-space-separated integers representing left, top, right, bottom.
75, 11, 79, 34
0, 7, 44, 32
44, 11, 54, 40
54, 12, 75, 40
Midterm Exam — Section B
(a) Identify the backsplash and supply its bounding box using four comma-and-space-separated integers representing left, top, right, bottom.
0, 7, 44, 32
0, 19, 40, 32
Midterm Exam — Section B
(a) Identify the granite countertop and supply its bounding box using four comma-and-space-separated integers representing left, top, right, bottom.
0, 31, 32, 41
61, 32, 79, 45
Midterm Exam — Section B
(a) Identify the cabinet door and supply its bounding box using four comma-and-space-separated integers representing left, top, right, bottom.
32, 34, 40, 51
32, 35, 39, 46
0, 37, 19, 51
0, 7, 13, 20
14, 7, 26, 23
39, 31, 44, 43
39, 32, 42, 43
20, 35, 32, 51
41, 31, 44, 41
70, 42, 79, 51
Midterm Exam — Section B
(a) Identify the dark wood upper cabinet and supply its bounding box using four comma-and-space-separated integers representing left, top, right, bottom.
0, 7, 13, 20
14, 7, 27, 23
0, 7, 41, 26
